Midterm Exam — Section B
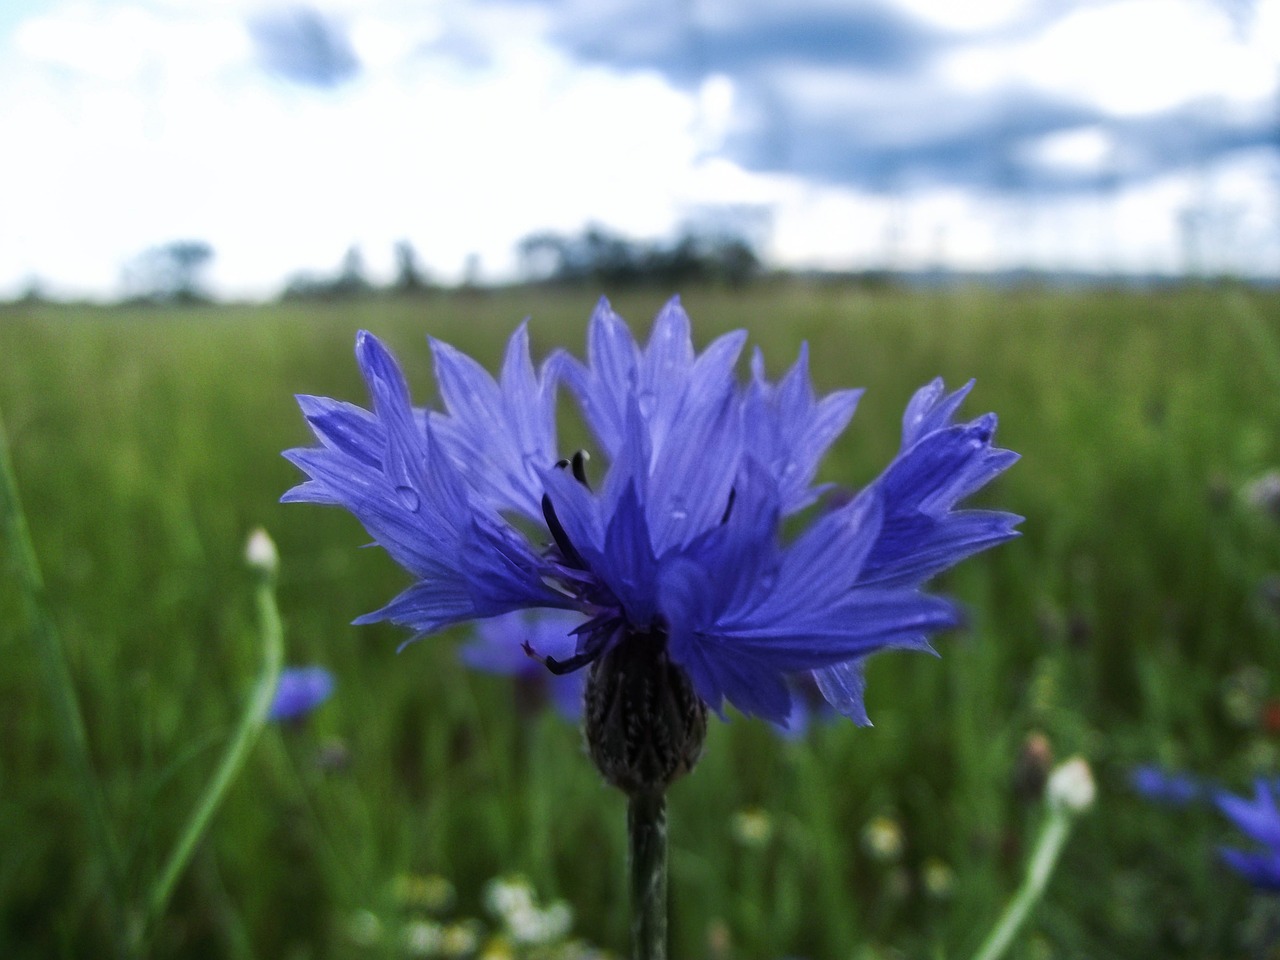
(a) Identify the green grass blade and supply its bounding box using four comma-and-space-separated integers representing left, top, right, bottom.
0, 406, 126, 906
142, 530, 284, 936
968, 809, 1073, 960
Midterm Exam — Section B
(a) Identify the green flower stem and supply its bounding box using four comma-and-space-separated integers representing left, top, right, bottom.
0, 409, 125, 906
143, 555, 283, 936
628, 789, 668, 960
969, 807, 1073, 960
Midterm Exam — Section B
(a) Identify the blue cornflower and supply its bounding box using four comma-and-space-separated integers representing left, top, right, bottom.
1129, 764, 1207, 806
460, 610, 588, 720
284, 297, 1018, 777
1216, 779, 1280, 890
772, 674, 836, 741
269, 665, 335, 721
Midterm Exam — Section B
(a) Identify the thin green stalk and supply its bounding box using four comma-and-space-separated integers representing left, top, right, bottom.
627, 790, 668, 960
142, 546, 283, 936
0, 408, 125, 905
968, 809, 1073, 960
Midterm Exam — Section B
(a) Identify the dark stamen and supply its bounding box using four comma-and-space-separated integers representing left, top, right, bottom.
542, 625, 613, 675
721, 486, 737, 524
524, 637, 600, 675
542, 649, 601, 675
542, 493, 586, 569
571, 450, 591, 488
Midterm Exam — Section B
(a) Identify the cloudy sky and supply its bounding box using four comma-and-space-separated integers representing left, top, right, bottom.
1, 0, 1277, 299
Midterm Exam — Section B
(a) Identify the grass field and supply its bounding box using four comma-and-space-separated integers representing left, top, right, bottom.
5, 282, 1280, 959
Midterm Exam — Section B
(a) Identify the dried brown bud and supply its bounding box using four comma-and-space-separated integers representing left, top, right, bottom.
585, 629, 707, 795
1012, 730, 1055, 802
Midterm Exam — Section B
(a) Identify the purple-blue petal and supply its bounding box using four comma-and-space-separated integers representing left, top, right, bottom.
269, 666, 335, 721
1214, 779, 1280, 891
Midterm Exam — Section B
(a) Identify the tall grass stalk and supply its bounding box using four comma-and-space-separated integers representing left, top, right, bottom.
0, 406, 126, 929
968, 804, 1075, 960
141, 531, 284, 942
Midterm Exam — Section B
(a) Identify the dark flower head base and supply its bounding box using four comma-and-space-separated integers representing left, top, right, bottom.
586, 628, 708, 795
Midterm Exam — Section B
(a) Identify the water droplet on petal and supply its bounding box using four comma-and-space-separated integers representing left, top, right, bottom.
394, 485, 421, 511
637, 390, 656, 417
668, 493, 689, 523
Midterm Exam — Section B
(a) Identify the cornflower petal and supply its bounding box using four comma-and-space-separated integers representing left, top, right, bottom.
559, 296, 748, 481
745, 344, 863, 513
901, 377, 975, 448
861, 404, 1021, 588
429, 323, 557, 522
294, 395, 383, 466
1218, 779, 1280, 848
269, 666, 335, 721
663, 485, 958, 721
555, 298, 641, 456
1215, 779, 1280, 890
644, 384, 742, 556
811, 659, 871, 726
1217, 848, 1280, 891
285, 332, 566, 633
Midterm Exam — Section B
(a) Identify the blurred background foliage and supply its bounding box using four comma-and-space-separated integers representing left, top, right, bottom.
3, 281, 1280, 958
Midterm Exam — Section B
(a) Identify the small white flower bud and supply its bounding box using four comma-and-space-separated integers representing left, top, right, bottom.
245, 528, 279, 576
1046, 756, 1096, 814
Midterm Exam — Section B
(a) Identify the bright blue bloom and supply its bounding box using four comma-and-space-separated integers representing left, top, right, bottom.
770, 674, 837, 741
1217, 779, 1280, 890
284, 297, 1019, 726
1129, 764, 1206, 806
269, 665, 335, 721
460, 610, 588, 720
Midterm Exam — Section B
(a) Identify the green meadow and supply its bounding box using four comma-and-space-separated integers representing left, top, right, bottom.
5, 283, 1280, 959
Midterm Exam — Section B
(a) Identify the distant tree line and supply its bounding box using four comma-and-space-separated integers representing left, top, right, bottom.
517, 225, 760, 289
282, 241, 431, 301
121, 240, 215, 304
34, 225, 760, 308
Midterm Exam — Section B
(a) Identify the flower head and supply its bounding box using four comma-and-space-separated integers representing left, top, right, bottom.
269, 665, 335, 721
284, 297, 1018, 748
1046, 756, 1096, 814
1217, 779, 1280, 891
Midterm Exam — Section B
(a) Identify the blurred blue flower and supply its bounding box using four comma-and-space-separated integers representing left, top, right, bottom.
269, 665, 335, 721
1129, 764, 1205, 806
1216, 779, 1280, 890
284, 297, 1019, 726
460, 610, 588, 720
772, 674, 837, 740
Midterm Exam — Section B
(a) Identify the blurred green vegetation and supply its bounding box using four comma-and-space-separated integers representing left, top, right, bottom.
3, 283, 1280, 959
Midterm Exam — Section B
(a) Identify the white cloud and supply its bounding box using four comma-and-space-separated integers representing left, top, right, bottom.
0, 0, 739, 296
943, 0, 1276, 115
894, 0, 1034, 32
0, 0, 1275, 298
1022, 126, 1113, 174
